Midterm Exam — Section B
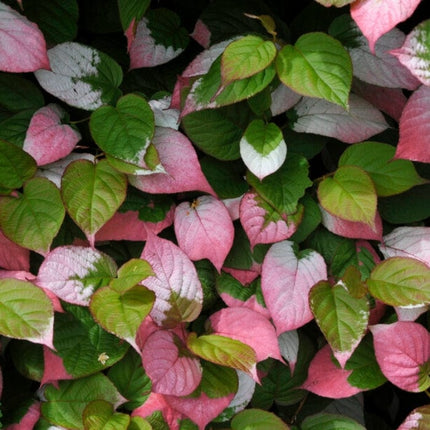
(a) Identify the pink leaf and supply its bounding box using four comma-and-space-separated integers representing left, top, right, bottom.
22, 104, 81, 166
219, 292, 271, 319
190, 19, 211, 48
209, 307, 283, 363
96, 208, 174, 242
124, 18, 136, 51
302, 344, 362, 398
320, 205, 383, 241
5, 401, 41, 430
0, 3, 49, 72
350, 0, 421, 53
396, 85, 430, 163
129, 128, 215, 196
164, 392, 234, 430
222, 196, 242, 221
370, 321, 430, 392
261, 240, 327, 334
141, 330, 202, 396
136, 315, 159, 350
140, 233, 203, 328
239, 192, 301, 249
0, 228, 29, 271
352, 79, 407, 122
379, 226, 430, 267
132, 392, 183, 430
174, 196, 234, 272
270, 83, 302, 116
222, 265, 261, 285
41, 346, 73, 387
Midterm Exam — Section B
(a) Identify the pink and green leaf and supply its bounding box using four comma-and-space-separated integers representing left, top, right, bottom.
398, 405, 430, 430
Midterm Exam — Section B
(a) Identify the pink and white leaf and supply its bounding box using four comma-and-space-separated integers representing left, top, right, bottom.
320, 205, 383, 241
270, 83, 302, 116
23, 104, 81, 166
96, 207, 174, 242
209, 307, 283, 363
5, 401, 41, 430
36, 246, 117, 306
391, 20, 430, 86
174, 196, 234, 272
164, 392, 235, 430
350, 0, 421, 53
0, 2, 49, 72
129, 127, 215, 196
348, 27, 420, 90
395, 85, 430, 163
140, 233, 203, 328
222, 196, 242, 221
379, 226, 430, 267
370, 321, 430, 392
141, 330, 202, 396
0, 228, 29, 271
302, 344, 362, 399
41, 346, 73, 387
240, 192, 300, 249
132, 392, 184, 430
352, 79, 407, 122
278, 330, 299, 373
149, 96, 180, 130
395, 305, 428, 322
291, 94, 388, 144
261, 240, 327, 334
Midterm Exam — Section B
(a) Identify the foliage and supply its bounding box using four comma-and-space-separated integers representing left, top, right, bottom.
0, 0, 430, 429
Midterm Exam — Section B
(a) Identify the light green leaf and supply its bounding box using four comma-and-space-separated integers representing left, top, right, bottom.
368, 257, 430, 307
310, 280, 369, 367
0, 177, 65, 253
247, 153, 312, 214
302, 413, 365, 430
83, 400, 130, 430
231, 409, 289, 430
90, 94, 155, 168
318, 166, 377, 228
339, 142, 426, 196
129, 417, 152, 430
90, 284, 154, 348
110, 258, 154, 293
315, 0, 354, 6
0, 139, 36, 194
276, 32, 352, 108
221, 35, 277, 85
187, 333, 257, 376
41, 373, 123, 430
0, 279, 53, 348
118, 0, 150, 30
61, 159, 127, 245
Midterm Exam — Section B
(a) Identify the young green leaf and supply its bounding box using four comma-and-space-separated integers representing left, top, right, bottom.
301, 413, 365, 430
0, 177, 65, 254
221, 35, 277, 85
61, 159, 127, 245
110, 259, 154, 293
310, 280, 369, 367
82, 400, 130, 430
368, 257, 430, 307
0, 279, 53, 348
276, 32, 352, 108
231, 409, 289, 430
318, 166, 377, 228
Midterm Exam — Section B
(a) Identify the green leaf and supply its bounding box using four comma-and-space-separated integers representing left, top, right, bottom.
290, 194, 321, 243
0, 109, 35, 147
199, 361, 238, 398
338, 142, 426, 196
61, 159, 127, 244
187, 333, 257, 375
247, 153, 312, 214
0, 139, 36, 194
90, 284, 154, 347
110, 258, 154, 293
318, 166, 377, 228
53, 304, 129, 378
231, 409, 289, 430
21, 0, 78, 44
118, 0, 150, 30
41, 373, 123, 430
129, 417, 152, 430
90, 94, 155, 168
107, 349, 152, 411
345, 335, 387, 390
83, 400, 130, 430
221, 35, 277, 85
0, 279, 53, 347
9, 340, 44, 382
310, 280, 369, 366
0, 177, 65, 253
302, 413, 365, 430
276, 32, 352, 108
368, 257, 430, 307
242, 119, 284, 157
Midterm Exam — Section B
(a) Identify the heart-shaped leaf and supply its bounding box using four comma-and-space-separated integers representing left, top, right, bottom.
0, 177, 65, 254
318, 166, 377, 228
276, 32, 352, 108
61, 159, 127, 245
83, 400, 130, 430
35, 42, 123, 111
231, 409, 289, 430
0, 278, 53, 348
